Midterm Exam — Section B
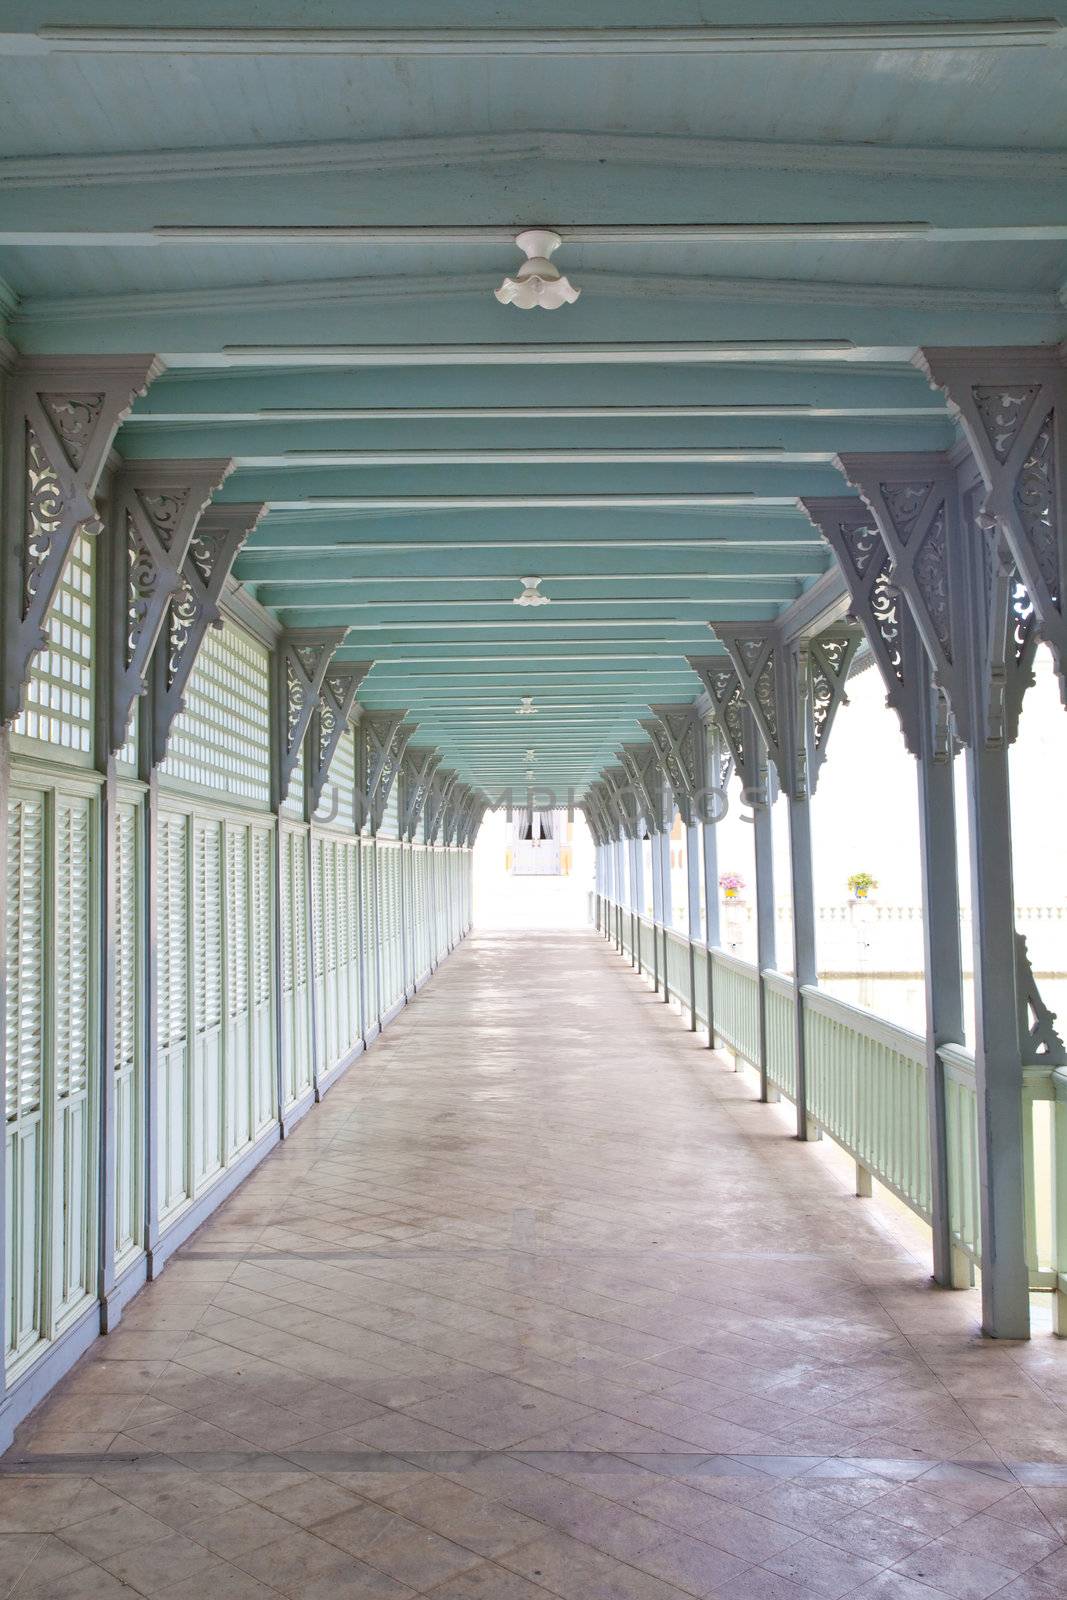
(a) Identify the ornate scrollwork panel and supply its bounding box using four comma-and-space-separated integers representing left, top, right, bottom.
399, 745, 443, 840
802, 496, 928, 756
641, 704, 705, 826
274, 626, 348, 805
2, 357, 161, 726
145, 502, 265, 768
686, 655, 758, 790
1016, 932, 1067, 1066
306, 659, 371, 814
710, 629, 786, 780
105, 460, 233, 756
424, 767, 458, 845
917, 349, 1067, 707
358, 710, 418, 830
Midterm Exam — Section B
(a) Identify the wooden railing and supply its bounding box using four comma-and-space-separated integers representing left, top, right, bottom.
596, 893, 1056, 1298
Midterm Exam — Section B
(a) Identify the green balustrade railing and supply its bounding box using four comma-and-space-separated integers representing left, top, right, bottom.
764, 972, 798, 1101
596, 892, 1056, 1295
804, 985, 930, 1222
665, 928, 692, 1011
710, 948, 761, 1065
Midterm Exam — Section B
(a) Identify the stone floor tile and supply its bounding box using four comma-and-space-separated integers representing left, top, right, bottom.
99, 1530, 220, 1597
6, 932, 1067, 1593
891, 1536, 1018, 1599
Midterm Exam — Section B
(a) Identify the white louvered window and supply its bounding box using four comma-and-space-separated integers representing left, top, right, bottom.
225, 828, 250, 1023
251, 830, 272, 1012
161, 622, 270, 804
54, 799, 91, 1101
113, 802, 141, 1263
5, 795, 45, 1125
194, 821, 223, 1035
158, 815, 189, 1052
114, 808, 138, 1081
13, 534, 93, 755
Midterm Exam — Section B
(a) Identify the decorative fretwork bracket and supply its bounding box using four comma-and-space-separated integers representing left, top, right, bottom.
105, 458, 234, 756
602, 763, 641, 840
619, 743, 671, 834
801, 496, 930, 756
423, 765, 458, 846
441, 781, 470, 847
640, 704, 706, 825
686, 655, 763, 797
456, 788, 485, 849
306, 660, 372, 815
808, 631, 862, 781
1016, 932, 1067, 1066
1, 355, 162, 726
457, 793, 485, 849
583, 782, 613, 846
398, 744, 443, 840
273, 627, 348, 806
596, 768, 630, 839
836, 452, 1038, 749
358, 710, 417, 832
917, 347, 1067, 707
702, 621, 860, 802
146, 501, 266, 768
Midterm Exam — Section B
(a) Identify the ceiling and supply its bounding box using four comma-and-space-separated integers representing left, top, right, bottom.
3, 2, 1066, 796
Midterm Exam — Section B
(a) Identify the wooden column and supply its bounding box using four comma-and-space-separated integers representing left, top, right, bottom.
750, 713, 777, 1103
915, 657, 966, 1288
685, 822, 702, 1030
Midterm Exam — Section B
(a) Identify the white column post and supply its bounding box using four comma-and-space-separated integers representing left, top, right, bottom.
750, 712, 778, 1103
685, 821, 702, 1030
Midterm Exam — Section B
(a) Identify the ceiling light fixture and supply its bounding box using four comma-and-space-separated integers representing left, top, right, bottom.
514, 576, 551, 607
495, 229, 581, 311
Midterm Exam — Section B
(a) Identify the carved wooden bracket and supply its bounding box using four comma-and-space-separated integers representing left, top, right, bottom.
397, 743, 442, 840
801, 496, 929, 757
584, 780, 615, 845
701, 620, 860, 801
146, 501, 266, 769
640, 703, 706, 825
424, 766, 458, 845
1, 355, 162, 726
306, 660, 372, 815
619, 743, 670, 834
687, 655, 762, 795
602, 763, 642, 840
105, 458, 234, 756
1016, 932, 1067, 1066
358, 709, 417, 832
440, 779, 469, 847
461, 796, 487, 848
836, 452, 1037, 750
273, 627, 348, 806
917, 346, 1067, 707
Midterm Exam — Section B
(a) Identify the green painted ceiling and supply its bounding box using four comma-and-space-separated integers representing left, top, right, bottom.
2, 2, 1066, 796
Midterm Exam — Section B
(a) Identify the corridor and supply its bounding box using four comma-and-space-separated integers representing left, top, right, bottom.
5, 933, 1067, 1600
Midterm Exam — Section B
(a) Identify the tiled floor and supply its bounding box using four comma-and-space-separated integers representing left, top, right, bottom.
5, 930, 1067, 1600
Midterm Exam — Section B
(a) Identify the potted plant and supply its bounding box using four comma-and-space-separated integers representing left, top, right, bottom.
720, 870, 745, 901
848, 871, 878, 901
